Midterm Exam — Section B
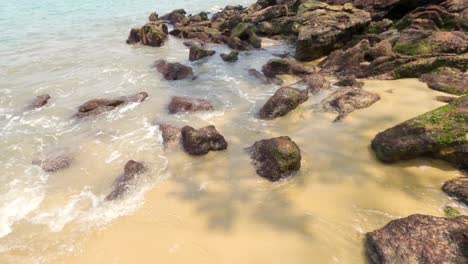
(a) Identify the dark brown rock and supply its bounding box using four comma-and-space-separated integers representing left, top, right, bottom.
258, 87, 308, 120
262, 58, 313, 78
181, 125, 228, 155
436, 95, 459, 103
323, 87, 380, 121
243, 5, 288, 23
33, 153, 73, 173
29, 94, 51, 109
189, 45, 216, 61
158, 123, 181, 148
220, 51, 239, 62
106, 160, 146, 201
248, 136, 301, 181
420, 68, 468, 95
333, 76, 364, 88
168, 96, 214, 114
154, 60, 194, 80
126, 28, 141, 44
75, 92, 147, 118
371, 96, 467, 169
366, 214, 468, 264
443, 177, 468, 206
160, 9, 186, 25
228, 23, 261, 50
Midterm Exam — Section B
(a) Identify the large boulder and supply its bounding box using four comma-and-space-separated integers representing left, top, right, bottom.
321, 87, 381, 121
371, 96, 467, 169
154, 60, 194, 80
189, 45, 216, 61
262, 58, 313, 78
443, 177, 468, 206
258, 87, 308, 119
227, 23, 262, 50
167, 96, 214, 114
29, 94, 51, 109
181, 125, 228, 155
366, 214, 468, 264
420, 68, 468, 95
248, 136, 301, 181
293, 0, 371, 61
106, 160, 146, 200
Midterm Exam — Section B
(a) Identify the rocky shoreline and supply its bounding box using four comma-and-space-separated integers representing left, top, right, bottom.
25, 0, 466, 262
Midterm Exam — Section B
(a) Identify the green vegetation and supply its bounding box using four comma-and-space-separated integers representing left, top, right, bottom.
443, 206, 461, 218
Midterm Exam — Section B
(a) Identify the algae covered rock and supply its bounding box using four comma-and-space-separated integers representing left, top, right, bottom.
371, 96, 467, 169
248, 136, 301, 181
181, 125, 228, 155
366, 214, 468, 264
228, 23, 261, 50
220, 51, 239, 62
262, 58, 313, 78
443, 177, 468, 206
258, 87, 308, 120
420, 68, 468, 95
140, 21, 168, 47
189, 45, 216, 61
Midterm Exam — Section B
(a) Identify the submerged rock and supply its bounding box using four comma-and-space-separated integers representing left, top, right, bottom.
322, 87, 380, 121
444, 206, 462, 218
262, 58, 313, 78
168, 96, 214, 114
371, 96, 467, 169
366, 214, 468, 264
248, 136, 301, 182
443, 177, 468, 206
158, 123, 181, 148
220, 51, 239, 62
294, 0, 371, 61
436, 95, 458, 103
248, 68, 283, 85
189, 45, 216, 61
75, 92, 148, 118
126, 28, 141, 44
33, 153, 73, 173
420, 68, 468, 95
29, 94, 51, 109
292, 73, 330, 93
227, 23, 261, 50
154, 60, 194, 80
181, 125, 228, 155
258, 87, 308, 120
106, 160, 146, 201
333, 75, 364, 88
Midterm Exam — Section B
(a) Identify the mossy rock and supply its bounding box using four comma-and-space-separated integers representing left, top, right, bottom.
393, 55, 468, 79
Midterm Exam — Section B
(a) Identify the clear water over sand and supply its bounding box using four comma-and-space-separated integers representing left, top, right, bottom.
0, 0, 465, 263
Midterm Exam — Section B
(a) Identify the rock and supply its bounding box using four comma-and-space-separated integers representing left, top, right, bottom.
322, 87, 380, 121
292, 73, 330, 93
170, 24, 226, 44
333, 75, 364, 88
158, 123, 181, 147
243, 5, 288, 23
392, 31, 468, 56
75, 92, 147, 118
29, 94, 51, 109
258, 87, 308, 120
443, 177, 468, 206
371, 96, 467, 169
248, 136, 301, 181
160, 9, 186, 25
366, 19, 393, 34
444, 206, 462, 218
365, 214, 468, 264
181, 125, 228, 155
436, 95, 458, 103
394, 4, 463, 31
140, 22, 168, 47
294, 0, 371, 61
262, 58, 313, 78
105, 160, 146, 201
168, 96, 214, 114
393, 54, 468, 79
126, 28, 141, 44
220, 51, 239, 62
148, 12, 159, 22
189, 45, 216, 61
248, 68, 284, 85
228, 23, 261, 50
154, 60, 194, 80
33, 153, 73, 173
420, 68, 468, 95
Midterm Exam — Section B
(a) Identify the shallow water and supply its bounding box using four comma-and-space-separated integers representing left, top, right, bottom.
0, 0, 466, 263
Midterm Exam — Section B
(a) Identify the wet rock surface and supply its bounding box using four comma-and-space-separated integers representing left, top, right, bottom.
366, 214, 468, 264
420, 68, 468, 95
228, 23, 262, 50
443, 177, 468, 206
189, 45, 216, 61
158, 123, 181, 148
154, 59, 194, 80
181, 125, 228, 155
322, 87, 381, 121
258, 87, 308, 120
33, 153, 73, 173
292, 73, 330, 93
262, 58, 313, 78
220, 51, 239, 62
168, 96, 214, 114
248, 68, 283, 85
29, 94, 51, 109
106, 160, 146, 201
371, 96, 467, 169
248, 136, 301, 182
127, 20, 168, 47
75, 92, 148, 118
